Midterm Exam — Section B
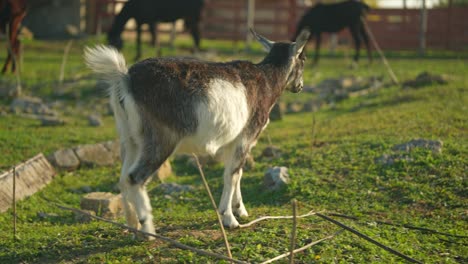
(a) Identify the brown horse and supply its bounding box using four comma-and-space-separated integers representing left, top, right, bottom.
0, 0, 27, 74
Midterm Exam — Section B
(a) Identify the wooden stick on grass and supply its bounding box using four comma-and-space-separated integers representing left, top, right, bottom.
289, 199, 298, 264
192, 154, 233, 261
362, 19, 399, 85
59, 40, 74, 84
12, 166, 17, 242
49, 200, 247, 264
316, 213, 422, 264
239, 210, 319, 228
327, 212, 468, 238
260, 230, 343, 264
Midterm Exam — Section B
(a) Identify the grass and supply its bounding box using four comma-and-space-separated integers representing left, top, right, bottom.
0, 36, 467, 263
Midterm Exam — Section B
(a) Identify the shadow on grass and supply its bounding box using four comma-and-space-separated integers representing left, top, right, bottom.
1, 230, 139, 263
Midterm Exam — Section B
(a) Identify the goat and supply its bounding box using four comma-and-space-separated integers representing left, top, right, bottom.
85, 29, 310, 237
107, 0, 204, 61
293, 0, 371, 65
0, 0, 26, 74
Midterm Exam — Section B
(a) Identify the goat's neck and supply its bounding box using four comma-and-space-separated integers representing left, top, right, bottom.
108, 3, 132, 36
257, 62, 289, 93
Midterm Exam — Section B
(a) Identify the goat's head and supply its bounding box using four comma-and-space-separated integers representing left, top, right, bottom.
107, 33, 123, 51
251, 29, 310, 93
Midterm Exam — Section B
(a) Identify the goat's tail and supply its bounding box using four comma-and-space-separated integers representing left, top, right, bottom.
84, 45, 128, 82
84, 45, 130, 104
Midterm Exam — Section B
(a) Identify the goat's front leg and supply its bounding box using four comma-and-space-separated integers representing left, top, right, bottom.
219, 145, 246, 228
219, 167, 243, 228
125, 183, 155, 239
232, 168, 248, 218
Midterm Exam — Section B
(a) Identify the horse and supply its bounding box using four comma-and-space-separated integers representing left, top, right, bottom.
293, 0, 372, 65
0, 0, 27, 74
107, 0, 204, 60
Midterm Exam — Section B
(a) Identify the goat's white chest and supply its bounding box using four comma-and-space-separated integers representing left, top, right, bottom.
176, 79, 249, 155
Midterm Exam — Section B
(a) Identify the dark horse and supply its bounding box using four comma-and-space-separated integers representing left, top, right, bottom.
293, 0, 372, 65
0, 0, 27, 74
107, 0, 204, 60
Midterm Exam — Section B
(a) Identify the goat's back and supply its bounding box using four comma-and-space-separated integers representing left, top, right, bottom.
127, 57, 259, 136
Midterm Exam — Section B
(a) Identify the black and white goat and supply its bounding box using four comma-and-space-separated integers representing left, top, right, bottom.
85, 29, 310, 237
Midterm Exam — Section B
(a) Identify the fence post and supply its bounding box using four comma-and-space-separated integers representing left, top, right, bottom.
419, 0, 427, 56
246, 0, 255, 51
288, 0, 297, 39
446, 0, 453, 49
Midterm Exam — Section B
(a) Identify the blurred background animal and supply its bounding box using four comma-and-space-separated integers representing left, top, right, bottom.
107, 0, 204, 60
0, 0, 27, 74
293, 0, 372, 65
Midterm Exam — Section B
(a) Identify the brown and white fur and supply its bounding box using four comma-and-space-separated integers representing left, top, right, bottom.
84, 29, 310, 238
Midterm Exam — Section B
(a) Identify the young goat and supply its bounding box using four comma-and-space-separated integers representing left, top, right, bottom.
85, 29, 310, 237
293, 0, 371, 65
107, 0, 204, 61
0, 0, 27, 74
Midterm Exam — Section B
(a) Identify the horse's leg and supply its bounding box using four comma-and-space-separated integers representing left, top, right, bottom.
359, 23, 372, 64
349, 24, 361, 65
169, 21, 176, 49
186, 17, 200, 53
313, 33, 321, 65
134, 22, 142, 61
1, 52, 12, 74
1, 0, 26, 74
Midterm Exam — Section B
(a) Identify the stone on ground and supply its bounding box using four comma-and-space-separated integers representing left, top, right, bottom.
269, 102, 285, 121
392, 139, 443, 154
157, 160, 172, 181
80, 192, 123, 219
0, 153, 56, 213
47, 148, 80, 171
74, 144, 115, 167
102, 140, 120, 160
88, 114, 103, 127
261, 146, 283, 159
263, 166, 290, 191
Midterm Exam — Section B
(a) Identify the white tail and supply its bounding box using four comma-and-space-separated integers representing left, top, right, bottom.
84, 45, 128, 81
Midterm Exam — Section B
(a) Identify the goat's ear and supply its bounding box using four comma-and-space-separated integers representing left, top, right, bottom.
250, 28, 274, 52
293, 29, 310, 56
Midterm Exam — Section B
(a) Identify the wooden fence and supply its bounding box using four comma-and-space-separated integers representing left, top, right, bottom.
88, 0, 468, 51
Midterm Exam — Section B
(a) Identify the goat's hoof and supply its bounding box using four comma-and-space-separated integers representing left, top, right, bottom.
222, 214, 239, 229
233, 207, 249, 218
133, 232, 156, 241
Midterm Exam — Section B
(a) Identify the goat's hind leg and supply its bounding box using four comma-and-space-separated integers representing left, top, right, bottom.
118, 139, 141, 235
126, 129, 178, 238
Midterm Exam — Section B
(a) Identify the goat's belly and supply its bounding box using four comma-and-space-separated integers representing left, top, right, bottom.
175, 79, 249, 156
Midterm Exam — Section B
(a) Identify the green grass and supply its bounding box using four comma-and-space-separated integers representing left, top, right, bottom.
0, 36, 467, 263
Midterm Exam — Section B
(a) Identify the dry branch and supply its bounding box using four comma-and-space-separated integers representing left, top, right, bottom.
328, 212, 468, 239
362, 19, 399, 85
12, 166, 17, 242
316, 213, 423, 264
59, 40, 73, 84
289, 200, 298, 264
239, 210, 319, 228
48, 200, 247, 264
192, 154, 233, 261
260, 230, 343, 264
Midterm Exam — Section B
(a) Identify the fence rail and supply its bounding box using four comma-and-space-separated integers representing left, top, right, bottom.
88, 0, 468, 51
